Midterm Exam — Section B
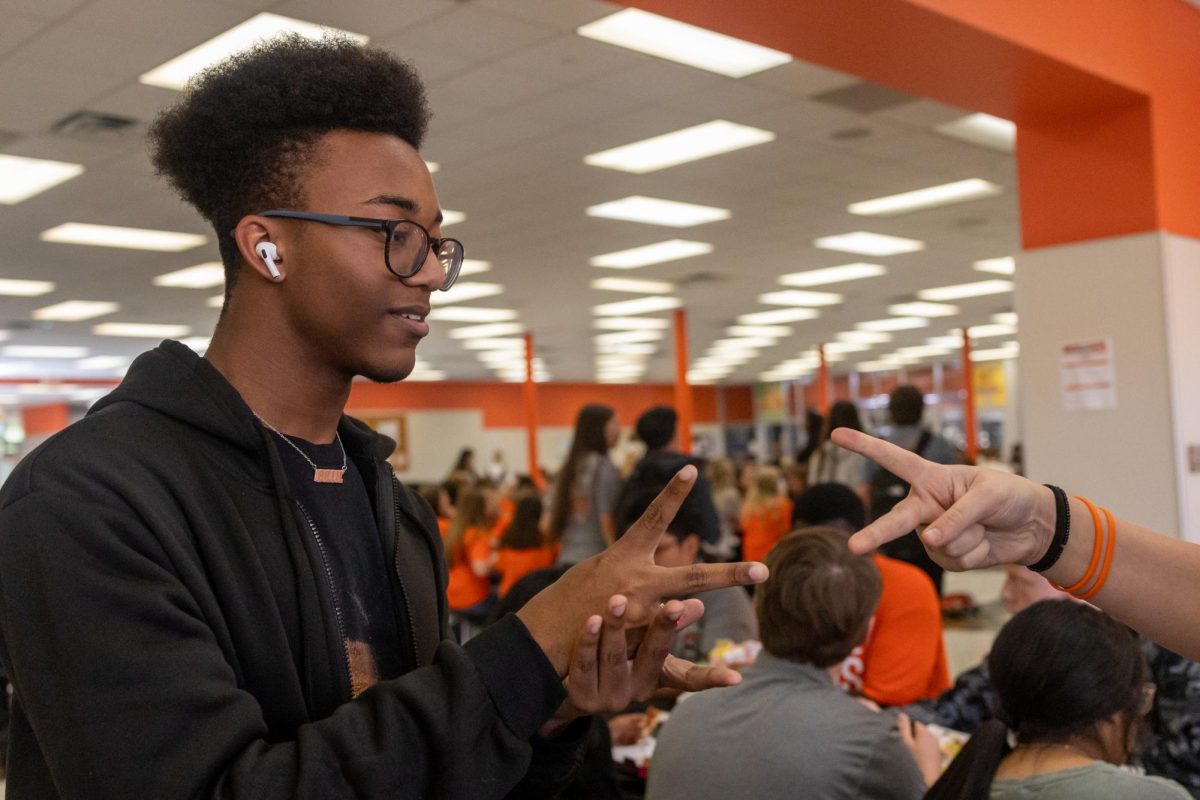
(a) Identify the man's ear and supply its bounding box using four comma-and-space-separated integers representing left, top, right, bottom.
682, 533, 702, 562
233, 215, 286, 283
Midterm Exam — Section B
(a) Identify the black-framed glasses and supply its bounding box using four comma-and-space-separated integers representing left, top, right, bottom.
258, 210, 464, 291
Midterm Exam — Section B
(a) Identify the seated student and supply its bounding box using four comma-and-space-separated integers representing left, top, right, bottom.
443, 487, 497, 635
646, 530, 941, 799
616, 482, 757, 661
907, 565, 1200, 797
495, 496, 557, 598
740, 466, 793, 564
793, 483, 949, 706
925, 600, 1191, 799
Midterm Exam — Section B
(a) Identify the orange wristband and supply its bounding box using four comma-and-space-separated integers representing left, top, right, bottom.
1077, 506, 1116, 600
1056, 496, 1104, 594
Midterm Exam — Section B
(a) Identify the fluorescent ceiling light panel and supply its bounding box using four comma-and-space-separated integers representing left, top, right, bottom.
887, 301, 959, 317
594, 329, 665, 344
206, 294, 225, 308
41, 223, 207, 252
576, 8, 791, 77
477, 350, 523, 364
590, 277, 676, 294
584, 120, 775, 174
971, 343, 1020, 362
992, 312, 1018, 325
727, 325, 791, 338
855, 359, 905, 373
3, 345, 89, 358
76, 356, 128, 370
918, 279, 1013, 301
935, 113, 1016, 153
857, 317, 929, 332
927, 336, 964, 348
428, 307, 517, 323
153, 262, 226, 289
737, 308, 820, 325
0, 155, 84, 204
758, 289, 843, 307
462, 338, 525, 351
848, 179, 1003, 216
967, 323, 1017, 338
93, 322, 191, 338
406, 370, 446, 382
595, 341, 657, 355
593, 296, 683, 316
897, 345, 953, 357
590, 240, 713, 269
0, 278, 55, 296
458, 259, 491, 276
440, 210, 466, 227
32, 301, 120, 322
593, 317, 670, 330
436, 282, 503, 304
424, 162, 440, 174
711, 336, 777, 350
447, 322, 524, 340
586, 195, 731, 228
823, 342, 871, 354
779, 262, 885, 287
974, 256, 1015, 275
140, 13, 369, 90
179, 337, 212, 353
814, 231, 926, 257
837, 330, 892, 345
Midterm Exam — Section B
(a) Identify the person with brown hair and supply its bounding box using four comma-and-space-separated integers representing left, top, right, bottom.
646, 529, 941, 799
547, 404, 621, 565
740, 465, 794, 563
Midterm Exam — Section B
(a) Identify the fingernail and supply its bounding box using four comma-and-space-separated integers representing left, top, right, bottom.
748, 563, 769, 582
587, 616, 602, 635
666, 607, 683, 623
675, 464, 696, 481
611, 598, 627, 618
922, 528, 941, 546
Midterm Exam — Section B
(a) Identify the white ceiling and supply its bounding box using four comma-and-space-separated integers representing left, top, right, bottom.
0, 0, 1020, 403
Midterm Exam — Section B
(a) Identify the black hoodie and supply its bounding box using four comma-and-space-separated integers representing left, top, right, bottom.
0, 341, 581, 799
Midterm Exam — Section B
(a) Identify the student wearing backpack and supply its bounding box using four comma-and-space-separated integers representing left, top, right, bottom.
860, 385, 960, 594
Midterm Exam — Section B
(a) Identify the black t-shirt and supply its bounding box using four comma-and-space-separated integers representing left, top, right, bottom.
273, 432, 404, 697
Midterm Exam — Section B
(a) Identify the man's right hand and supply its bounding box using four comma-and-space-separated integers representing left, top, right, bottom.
516, 465, 768, 678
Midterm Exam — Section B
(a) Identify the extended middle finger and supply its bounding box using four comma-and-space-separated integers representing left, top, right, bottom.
629, 600, 684, 701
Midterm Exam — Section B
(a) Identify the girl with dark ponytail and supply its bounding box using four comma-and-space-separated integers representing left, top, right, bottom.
926, 600, 1187, 799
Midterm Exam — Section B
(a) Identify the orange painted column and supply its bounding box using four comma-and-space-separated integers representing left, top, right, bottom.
817, 345, 830, 414
21, 403, 70, 437
673, 308, 694, 453
961, 330, 977, 464
523, 333, 544, 489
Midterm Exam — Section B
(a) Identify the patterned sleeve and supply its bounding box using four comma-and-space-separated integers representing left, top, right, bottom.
902, 661, 996, 734
1140, 641, 1200, 798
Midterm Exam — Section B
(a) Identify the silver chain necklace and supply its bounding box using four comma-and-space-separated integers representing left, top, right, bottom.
255, 414, 347, 484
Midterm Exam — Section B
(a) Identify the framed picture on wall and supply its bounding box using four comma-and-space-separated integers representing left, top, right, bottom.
356, 413, 410, 473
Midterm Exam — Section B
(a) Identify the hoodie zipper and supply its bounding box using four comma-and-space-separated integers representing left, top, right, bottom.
296, 500, 353, 699
391, 473, 422, 668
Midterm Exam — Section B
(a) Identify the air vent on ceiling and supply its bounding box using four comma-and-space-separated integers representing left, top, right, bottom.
51, 110, 142, 140
811, 81, 916, 114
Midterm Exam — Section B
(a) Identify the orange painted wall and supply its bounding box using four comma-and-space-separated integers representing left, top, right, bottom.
623, 0, 1200, 248
21, 403, 70, 436
347, 381, 755, 428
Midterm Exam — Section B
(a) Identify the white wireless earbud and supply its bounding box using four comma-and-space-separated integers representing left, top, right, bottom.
256, 242, 281, 280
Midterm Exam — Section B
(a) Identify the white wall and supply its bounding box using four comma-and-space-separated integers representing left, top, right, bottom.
1017, 233, 1180, 537
1162, 233, 1200, 541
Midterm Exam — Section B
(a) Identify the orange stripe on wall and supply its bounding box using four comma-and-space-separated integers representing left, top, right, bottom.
22, 403, 70, 436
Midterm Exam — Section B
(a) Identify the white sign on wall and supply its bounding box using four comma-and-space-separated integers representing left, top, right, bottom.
1060, 338, 1117, 411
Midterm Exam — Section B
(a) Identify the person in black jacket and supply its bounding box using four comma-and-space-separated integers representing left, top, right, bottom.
0, 36, 767, 800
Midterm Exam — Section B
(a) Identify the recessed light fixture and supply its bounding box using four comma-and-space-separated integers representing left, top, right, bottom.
896, 345, 953, 358
971, 342, 1020, 361
992, 312, 1018, 325
76, 356, 128, 370
778, 262, 885, 287
857, 317, 929, 332
586, 195, 731, 228
0, 278, 56, 296
41, 223, 207, 252
887, 301, 959, 317
427, 306, 517, 323
406, 369, 447, 382
595, 341, 657, 355
32, 301, 120, 322
974, 256, 1015, 275
848, 179, 1003, 216
0, 154, 85, 204
441, 210, 466, 227
424, 161, 440, 174
576, 8, 791, 78
593, 317, 671, 330
758, 289, 843, 307
814, 231, 926, 256
140, 12, 369, 90
934, 113, 1016, 153
855, 359, 905, 373
477, 350, 525, 364
593, 296, 683, 316
462, 338, 525, 351
437, 282, 503, 305
927, 335, 964, 349
206, 294, 225, 308
710, 336, 778, 350
93, 322, 192, 338
837, 330, 892, 345
584, 120, 775, 174
967, 323, 1017, 338
180, 336, 212, 353
737, 308, 820, 325
153, 262, 226, 289
727, 325, 791, 338
918, 280, 1013, 301
590, 277, 676, 294
447, 322, 524, 340
458, 259, 492, 276
3, 345, 89, 358
823, 342, 871, 355
590, 239, 713, 269
594, 329, 666, 344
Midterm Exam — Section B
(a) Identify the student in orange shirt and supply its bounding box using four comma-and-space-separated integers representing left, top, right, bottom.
495, 496, 557, 599
740, 467, 794, 565
793, 482, 949, 706
443, 487, 496, 616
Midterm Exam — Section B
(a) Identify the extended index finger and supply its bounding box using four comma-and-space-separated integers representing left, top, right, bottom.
656, 561, 768, 598
830, 428, 930, 485
614, 465, 698, 554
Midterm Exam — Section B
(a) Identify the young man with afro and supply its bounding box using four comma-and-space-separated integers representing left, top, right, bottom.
0, 36, 766, 799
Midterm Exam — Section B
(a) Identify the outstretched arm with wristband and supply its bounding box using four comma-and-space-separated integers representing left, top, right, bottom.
832, 427, 1200, 661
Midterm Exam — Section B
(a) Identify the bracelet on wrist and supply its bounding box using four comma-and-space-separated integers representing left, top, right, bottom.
1029, 484, 1070, 573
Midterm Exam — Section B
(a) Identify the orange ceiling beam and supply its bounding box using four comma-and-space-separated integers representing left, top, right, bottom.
621, 0, 1200, 248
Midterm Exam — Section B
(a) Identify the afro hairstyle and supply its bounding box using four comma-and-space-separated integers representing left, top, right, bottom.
148, 34, 430, 297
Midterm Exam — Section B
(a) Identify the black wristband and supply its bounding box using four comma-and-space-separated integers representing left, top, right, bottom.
1029, 484, 1070, 573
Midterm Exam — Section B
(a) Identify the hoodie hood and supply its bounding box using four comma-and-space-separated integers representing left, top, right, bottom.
89, 340, 395, 461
